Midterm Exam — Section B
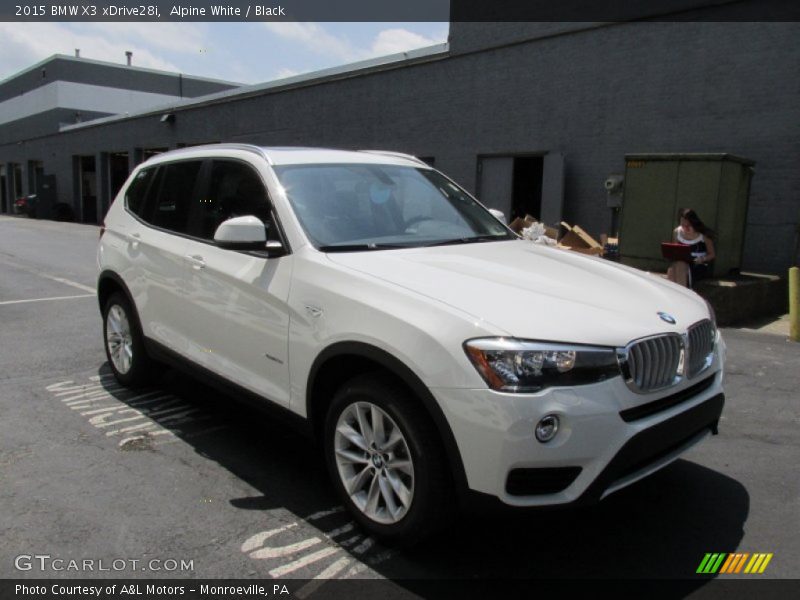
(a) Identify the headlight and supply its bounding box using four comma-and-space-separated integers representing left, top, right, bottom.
464, 338, 620, 393
704, 298, 717, 326
702, 299, 718, 349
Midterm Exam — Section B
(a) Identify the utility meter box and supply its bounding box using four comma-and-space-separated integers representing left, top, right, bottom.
618, 153, 754, 276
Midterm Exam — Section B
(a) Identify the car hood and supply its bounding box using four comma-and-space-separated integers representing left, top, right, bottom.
326, 240, 709, 347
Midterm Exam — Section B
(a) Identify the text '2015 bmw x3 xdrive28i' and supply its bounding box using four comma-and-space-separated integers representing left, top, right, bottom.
98, 145, 725, 544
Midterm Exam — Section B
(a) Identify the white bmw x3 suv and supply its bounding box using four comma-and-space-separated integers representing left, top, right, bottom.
98, 144, 725, 543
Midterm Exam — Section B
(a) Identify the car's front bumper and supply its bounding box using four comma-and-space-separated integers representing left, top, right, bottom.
431, 341, 725, 507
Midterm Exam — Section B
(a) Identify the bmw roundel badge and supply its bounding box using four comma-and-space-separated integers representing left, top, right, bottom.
658, 312, 677, 325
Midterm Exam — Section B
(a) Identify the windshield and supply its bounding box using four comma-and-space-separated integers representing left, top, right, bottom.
273, 164, 513, 250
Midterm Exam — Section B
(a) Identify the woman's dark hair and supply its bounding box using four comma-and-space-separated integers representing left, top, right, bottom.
678, 208, 715, 239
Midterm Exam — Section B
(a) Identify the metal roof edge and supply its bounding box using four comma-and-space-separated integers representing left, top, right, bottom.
0, 53, 242, 93
58, 42, 450, 134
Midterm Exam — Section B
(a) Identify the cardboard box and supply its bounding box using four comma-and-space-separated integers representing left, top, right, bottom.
510, 214, 558, 240
543, 224, 559, 240
508, 217, 526, 233
509, 214, 537, 234
557, 243, 604, 256
557, 222, 604, 255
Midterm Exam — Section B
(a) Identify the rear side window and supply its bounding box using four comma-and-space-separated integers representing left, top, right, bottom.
125, 168, 155, 218
189, 160, 273, 240
147, 161, 203, 234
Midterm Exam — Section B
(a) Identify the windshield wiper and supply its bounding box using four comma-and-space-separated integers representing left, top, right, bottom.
318, 243, 412, 252
422, 235, 509, 247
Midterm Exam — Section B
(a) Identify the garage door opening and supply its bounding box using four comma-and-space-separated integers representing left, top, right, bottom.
478, 153, 564, 226
511, 156, 543, 223
78, 156, 97, 223
0, 165, 7, 213
109, 152, 129, 200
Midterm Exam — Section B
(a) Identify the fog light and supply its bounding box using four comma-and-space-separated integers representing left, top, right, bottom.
535, 415, 559, 443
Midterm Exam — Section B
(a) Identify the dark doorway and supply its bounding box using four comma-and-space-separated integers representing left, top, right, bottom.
109, 152, 129, 200
30, 160, 44, 194
510, 156, 543, 222
78, 156, 97, 224
477, 155, 544, 222
0, 165, 6, 213
13, 164, 23, 199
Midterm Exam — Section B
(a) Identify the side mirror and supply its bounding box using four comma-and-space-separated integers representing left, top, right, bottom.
214, 216, 267, 250
264, 240, 287, 258
488, 208, 506, 224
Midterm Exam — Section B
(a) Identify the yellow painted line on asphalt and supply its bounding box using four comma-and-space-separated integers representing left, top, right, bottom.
0, 294, 95, 306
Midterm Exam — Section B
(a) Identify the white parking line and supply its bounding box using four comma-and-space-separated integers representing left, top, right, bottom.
0, 256, 95, 293
34, 273, 95, 293
45, 375, 228, 449
269, 547, 342, 578
0, 294, 95, 305
242, 507, 394, 580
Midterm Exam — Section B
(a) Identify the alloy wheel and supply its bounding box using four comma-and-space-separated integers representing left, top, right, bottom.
334, 401, 415, 524
106, 304, 133, 375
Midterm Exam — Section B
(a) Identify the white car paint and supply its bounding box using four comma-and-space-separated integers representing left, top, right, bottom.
98, 144, 725, 510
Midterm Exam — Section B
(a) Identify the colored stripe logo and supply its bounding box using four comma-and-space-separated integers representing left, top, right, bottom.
697, 553, 773, 574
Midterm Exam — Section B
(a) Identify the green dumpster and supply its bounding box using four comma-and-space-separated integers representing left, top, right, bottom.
618, 153, 754, 276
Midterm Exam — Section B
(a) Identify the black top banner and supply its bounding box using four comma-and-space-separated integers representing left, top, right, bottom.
2, 0, 798, 22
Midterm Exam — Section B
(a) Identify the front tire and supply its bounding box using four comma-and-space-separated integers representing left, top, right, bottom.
324, 373, 451, 545
102, 292, 155, 387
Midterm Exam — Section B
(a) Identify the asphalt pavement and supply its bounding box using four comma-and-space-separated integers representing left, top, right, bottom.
1, 216, 798, 594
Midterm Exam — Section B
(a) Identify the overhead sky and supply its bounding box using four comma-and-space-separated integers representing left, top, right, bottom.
0, 22, 450, 84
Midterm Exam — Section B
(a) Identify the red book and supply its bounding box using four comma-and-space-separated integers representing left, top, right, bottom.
661, 242, 693, 262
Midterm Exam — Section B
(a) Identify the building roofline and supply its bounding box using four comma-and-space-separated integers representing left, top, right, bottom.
59, 42, 449, 134
0, 53, 242, 89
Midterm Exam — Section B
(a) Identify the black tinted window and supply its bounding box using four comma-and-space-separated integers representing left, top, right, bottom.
148, 161, 202, 234
190, 160, 272, 240
125, 168, 155, 218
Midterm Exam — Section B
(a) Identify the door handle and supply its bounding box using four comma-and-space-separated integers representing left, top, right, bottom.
185, 254, 206, 270
127, 232, 141, 248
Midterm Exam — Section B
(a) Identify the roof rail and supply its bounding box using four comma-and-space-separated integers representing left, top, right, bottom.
358, 149, 428, 167
166, 143, 273, 164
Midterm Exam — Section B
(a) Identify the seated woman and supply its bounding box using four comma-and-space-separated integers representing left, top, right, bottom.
666, 208, 716, 288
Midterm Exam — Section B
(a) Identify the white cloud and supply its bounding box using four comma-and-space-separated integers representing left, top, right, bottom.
0, 23, 180, 78
369, 28, 443, 56
82, 22, 207, 55
0, 22, 449, 87
274, 67, 303, 80
262, 22, 358, 62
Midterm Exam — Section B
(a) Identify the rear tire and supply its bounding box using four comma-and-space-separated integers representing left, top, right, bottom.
102, 292, 156, 387
324, 373, 452, 545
